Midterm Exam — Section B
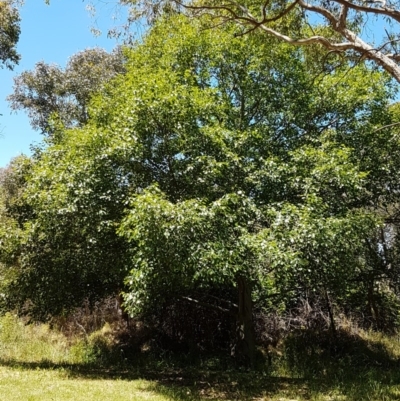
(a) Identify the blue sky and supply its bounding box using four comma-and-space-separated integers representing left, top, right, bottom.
0, 0, 128, 167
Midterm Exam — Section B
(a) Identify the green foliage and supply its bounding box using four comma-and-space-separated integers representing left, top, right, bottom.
69, 323, 119, 365
0, 149, 130, 318
0, 155, 33, 224
8, 47, 125, 137
110, 16, 393, 318
0, 14, 398, 332
0, 0, 20, 69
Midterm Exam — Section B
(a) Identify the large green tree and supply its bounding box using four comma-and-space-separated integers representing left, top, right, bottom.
1, 15, 398, 363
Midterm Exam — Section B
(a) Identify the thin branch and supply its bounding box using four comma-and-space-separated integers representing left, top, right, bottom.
333, 0, 400, 24
256, 24, 355, 50
194, 292, 239, 309
181, 295, 237, 315
261, 0, 300, 24
338, 4, 349, 30
261, 0, 269, 22
298, 0, 339, 26
235, 22, 264, 36
372, 121, 400, 133
183, 2, 256, 25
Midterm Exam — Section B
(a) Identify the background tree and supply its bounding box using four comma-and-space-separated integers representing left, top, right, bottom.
7, 47, 125, 138
0, 139, 133, 319
0, 155, 33, 226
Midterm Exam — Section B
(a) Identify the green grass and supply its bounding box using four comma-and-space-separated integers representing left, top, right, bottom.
2, 313, 400, 400
0, 368, 172, 401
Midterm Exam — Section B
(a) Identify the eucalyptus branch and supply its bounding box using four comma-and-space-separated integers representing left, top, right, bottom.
298, 0, 339, 26
175, 0, 400, 83
338, 4, 349, 29
260, 0, 300, 24
333, 0, 400, 23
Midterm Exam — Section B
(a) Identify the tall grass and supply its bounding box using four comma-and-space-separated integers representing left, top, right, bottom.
0, 313, 74, 364
0, 312, 132, 367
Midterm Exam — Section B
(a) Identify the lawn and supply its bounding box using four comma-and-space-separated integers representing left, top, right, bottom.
2, 361, 400, 401
0, 367, 168, 401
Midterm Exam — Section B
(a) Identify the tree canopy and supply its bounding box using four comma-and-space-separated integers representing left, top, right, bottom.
2, 10, 400, 364
7, 47, 125, 137
0, 13, 398, 341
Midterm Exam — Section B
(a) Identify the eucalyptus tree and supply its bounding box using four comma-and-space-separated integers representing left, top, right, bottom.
8, 47, 125, 138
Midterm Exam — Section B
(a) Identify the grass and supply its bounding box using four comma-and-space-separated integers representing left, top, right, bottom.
1, 313, 400, 400
0, 368, 170, 401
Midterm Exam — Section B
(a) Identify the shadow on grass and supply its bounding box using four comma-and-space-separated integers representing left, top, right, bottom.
0, 358, 321, 401
1, 330, 400, 400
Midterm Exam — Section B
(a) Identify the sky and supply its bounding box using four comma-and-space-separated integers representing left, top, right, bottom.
0, 0, 129, 167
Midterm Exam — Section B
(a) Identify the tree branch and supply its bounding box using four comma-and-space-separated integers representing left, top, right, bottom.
338, 4, 349, 30
261, 0, 300, 24
175, 0, 400, 82
372, 121, 400, 133
298, 0, 339, 26
181, 295, 237, 315
333, 0, 400, 24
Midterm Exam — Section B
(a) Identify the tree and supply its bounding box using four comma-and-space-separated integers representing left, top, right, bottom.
1, 14, 398, 363
0, 155, 33, 226
116, 0, 400, 83
0, 148, 131, 319
0, 0, 20, 70
7, 47, 125, 137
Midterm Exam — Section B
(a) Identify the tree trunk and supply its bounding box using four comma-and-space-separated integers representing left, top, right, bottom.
324, 288, 337, 340
368, 281, 381, 330
232, 275, 256, 368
